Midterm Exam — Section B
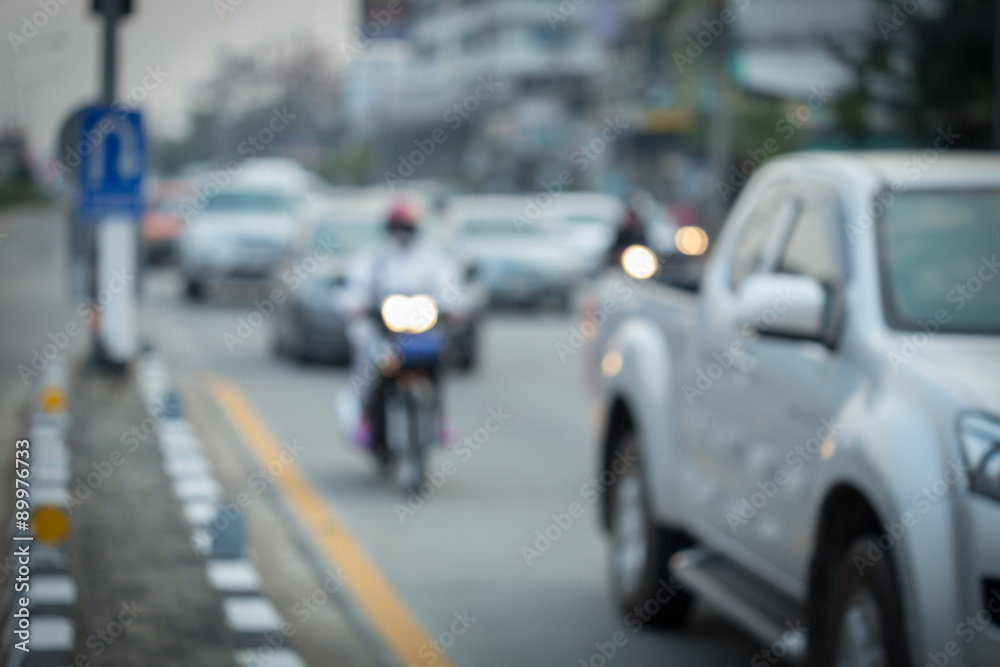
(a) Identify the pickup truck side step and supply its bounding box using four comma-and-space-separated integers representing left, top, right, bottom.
670, 548, 808, 663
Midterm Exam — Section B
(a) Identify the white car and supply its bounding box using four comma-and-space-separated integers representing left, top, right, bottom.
542, 192, 626, 275
179, 187, 300, 300
586, 151, 1000, 666
445, 195, 584, 310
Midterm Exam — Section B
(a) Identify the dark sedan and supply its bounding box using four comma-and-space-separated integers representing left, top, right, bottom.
271, 196, 485, 368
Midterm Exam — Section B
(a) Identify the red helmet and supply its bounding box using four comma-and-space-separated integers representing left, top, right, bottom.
387, 201, 419, 229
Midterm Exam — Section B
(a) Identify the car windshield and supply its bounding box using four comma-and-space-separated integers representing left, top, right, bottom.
879, 190, 1000, 333
206, 192, 291, 214
310, 220, 381, 255
461, 217, 544, 237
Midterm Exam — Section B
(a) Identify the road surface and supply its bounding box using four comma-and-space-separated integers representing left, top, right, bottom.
3, 206, 762, 667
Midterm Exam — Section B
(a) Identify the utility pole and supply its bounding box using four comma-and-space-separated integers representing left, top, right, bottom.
993, 0, 1000, 149
705, 0, 732, 236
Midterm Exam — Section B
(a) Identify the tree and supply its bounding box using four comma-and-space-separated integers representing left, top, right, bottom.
154, 34, 341, 172
822, 0, 994, 147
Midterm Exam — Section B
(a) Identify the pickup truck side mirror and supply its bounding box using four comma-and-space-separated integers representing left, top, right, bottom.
736, 273, 828, 340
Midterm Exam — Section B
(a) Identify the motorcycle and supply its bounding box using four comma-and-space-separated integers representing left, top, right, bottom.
367, 293, 447, 493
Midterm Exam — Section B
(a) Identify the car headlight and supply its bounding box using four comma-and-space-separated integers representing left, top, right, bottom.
959, 414, 1000, 500
381, 294, 438, 334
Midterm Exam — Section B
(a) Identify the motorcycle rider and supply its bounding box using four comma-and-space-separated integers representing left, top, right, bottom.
605, 205, 647, 266
344, 200, 461, 454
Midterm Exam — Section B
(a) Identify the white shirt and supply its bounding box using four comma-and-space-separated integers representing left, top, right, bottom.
345, 233, 461, 315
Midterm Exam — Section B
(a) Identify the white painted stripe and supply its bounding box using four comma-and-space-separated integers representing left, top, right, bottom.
162, 452, 213, 479
173, 477, 223, 503
143, 360, 299, 667
32, 414, 70, 430
159, 419, 195, 437
30, 575, 77, 606
30, 458, 70, 480
223, 597, 283, 633
32, 484, 70, 508
182, 501, 218, 527
233, 648, 307, 667
207, 559, 262, 594
138, 368, 168, 383
31, 434, 69, 457
159, 431, 202, 454
141, 379, 169, 396
32, 465, 72, 485
32, 476, 70, 496
29, 451, 70, 470
28, 422, 65, 442
28, 616, 74, 650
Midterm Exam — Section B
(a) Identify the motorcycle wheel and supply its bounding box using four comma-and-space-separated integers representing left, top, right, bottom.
395, 391, 425, 494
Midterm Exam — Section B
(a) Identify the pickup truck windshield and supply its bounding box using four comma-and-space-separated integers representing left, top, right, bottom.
880, 190, 1000, 333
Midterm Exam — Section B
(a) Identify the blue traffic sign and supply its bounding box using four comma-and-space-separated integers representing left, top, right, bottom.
78, 106, 145, 220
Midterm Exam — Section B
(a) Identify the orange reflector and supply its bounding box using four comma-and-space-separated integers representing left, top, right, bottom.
33, 506, 71, 545
39, 386, 68, 414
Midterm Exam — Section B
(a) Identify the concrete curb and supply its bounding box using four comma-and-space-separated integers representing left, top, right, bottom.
3, 361, 77, 667
135, 352, 307, 667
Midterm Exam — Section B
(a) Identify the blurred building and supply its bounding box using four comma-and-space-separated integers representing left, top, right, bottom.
590, 0, 877, 205
342, 0, 884, 205
343, 0, 605, 190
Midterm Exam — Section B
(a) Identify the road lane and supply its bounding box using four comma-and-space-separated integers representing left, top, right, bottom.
208, 374, 457, 667
138, 268, 760, 666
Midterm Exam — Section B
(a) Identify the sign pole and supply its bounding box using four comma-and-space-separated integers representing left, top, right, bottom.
101, 0, 118, 102
94, 0, 138, 368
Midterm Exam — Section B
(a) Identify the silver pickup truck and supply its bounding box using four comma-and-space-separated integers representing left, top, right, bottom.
584, 152, 1000, 666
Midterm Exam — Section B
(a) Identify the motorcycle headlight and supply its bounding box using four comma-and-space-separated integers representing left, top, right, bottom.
621, 245, 658, 280
959, 414, 1000, 501
381, 294, 438, 334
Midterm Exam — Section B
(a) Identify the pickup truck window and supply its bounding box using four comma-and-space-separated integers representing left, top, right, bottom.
879, 190, 1000, 333
777, 183, 844, 288
729, 185, 795, 290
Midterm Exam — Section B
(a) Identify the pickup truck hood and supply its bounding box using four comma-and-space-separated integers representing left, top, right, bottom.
899, 337, 1000, 412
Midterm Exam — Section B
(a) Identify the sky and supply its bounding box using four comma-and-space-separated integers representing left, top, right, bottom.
1, 0, 355, 162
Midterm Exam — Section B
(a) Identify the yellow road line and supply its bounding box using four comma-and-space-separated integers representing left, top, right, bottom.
207, 375, 454, 667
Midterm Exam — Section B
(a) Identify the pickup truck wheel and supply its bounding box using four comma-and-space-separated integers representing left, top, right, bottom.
817, 537, 909, 667
608, 433, 693, 627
